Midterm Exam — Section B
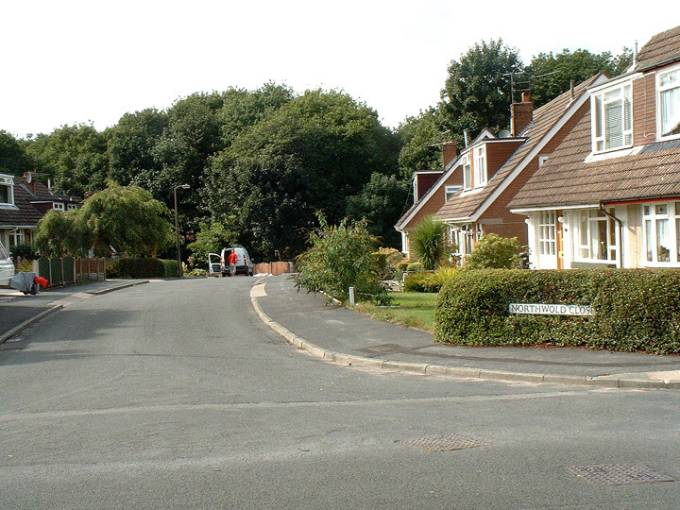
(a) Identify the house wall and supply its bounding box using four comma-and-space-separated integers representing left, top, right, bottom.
403, 170, 461, 255
485, 140, 524, 181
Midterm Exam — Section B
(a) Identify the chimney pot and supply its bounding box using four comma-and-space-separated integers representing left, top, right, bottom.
521, 91, 531, 103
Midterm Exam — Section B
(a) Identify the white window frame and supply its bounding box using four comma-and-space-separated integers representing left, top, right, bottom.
591, 82, 633, 154
9, 229, 26, 248
473, 145, 487, 187
642, 202, 680, 266
445, 185, 462, 201
462, 155, 472, 191
656, 63, 680, 142
52, 202, 65, 211
67, 203, 78, 211
537, 211, 556, 256
0, 174, 15, 206
574, 209, 618, 264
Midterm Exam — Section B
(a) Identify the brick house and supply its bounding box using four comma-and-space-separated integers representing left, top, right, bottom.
395, 73, 604, 261
0, 172, 80, 251
509, 25, 680, 269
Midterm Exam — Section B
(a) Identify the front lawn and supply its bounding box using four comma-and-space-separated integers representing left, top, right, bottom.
357, 292, 437, 332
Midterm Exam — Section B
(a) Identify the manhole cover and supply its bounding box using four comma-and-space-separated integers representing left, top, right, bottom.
400, 434, 484, 452
566, 464, 674, 485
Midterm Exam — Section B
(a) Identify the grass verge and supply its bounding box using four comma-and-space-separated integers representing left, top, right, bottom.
356, 292, 437, 332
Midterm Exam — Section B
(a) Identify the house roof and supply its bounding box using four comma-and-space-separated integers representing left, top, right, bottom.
0, 180, 44, 228
508, 111, 680, 210
635, 25, 680, 72
435, 74, 602, 222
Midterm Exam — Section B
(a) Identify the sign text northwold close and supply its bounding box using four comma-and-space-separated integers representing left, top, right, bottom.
509, 303, 593, 316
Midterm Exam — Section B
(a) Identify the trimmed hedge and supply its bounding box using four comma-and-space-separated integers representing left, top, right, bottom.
110, 258, 179, 278
435, 269, 680, 354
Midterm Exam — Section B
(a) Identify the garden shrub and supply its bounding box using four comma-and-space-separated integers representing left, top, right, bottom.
464, 234, 523, 269
435, 269, 680, 354
116, 258, 166, 278
296, 216, 389, 304
160, 259, 179, 277
10, 243, 37, 261
410, 216, 445, 270
404, 266, 458, 293
406, 262, 423, 272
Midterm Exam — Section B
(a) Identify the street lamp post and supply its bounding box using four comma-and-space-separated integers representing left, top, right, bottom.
173, 184, 190, 277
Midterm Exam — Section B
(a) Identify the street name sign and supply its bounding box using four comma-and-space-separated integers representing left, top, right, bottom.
509, 303, 593, 316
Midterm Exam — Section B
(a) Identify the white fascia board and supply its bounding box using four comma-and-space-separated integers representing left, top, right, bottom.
413, 170, 444, 174
469, 74, 609, 223
509, 204, 599, 215
395, 154, 464, 230
588, 72, 642, 94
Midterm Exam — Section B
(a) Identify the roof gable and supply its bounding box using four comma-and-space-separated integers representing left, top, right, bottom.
636, 25, 680, 71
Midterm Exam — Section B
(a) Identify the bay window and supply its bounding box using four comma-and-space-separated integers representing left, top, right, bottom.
658, 66, 680, 140
592, 83, 633, 152
576, 209, 617, 262
643, 202, 680, 265
473, 146, 486, 187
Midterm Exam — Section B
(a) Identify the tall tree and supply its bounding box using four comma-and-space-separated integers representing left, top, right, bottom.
440, 39, 523, 143
397, 108, 444, 178
107, 108, 168, 185
0, 130, 31, 175
346, 173, 410, 248
24, 125, 108, 196
527, 48, 634, 106
202, 89, 400, 258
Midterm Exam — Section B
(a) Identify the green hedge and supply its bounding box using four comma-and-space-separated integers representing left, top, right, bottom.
109, 258, 178, 278
404, 272, 439, 293
435, 269, 680, 354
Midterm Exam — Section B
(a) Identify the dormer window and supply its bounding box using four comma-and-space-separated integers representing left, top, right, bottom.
658, 65, 680, 141
462, 155, 472, 190
591, 82, 632, 153
474, 146, 487, 187
52, 202, 65, 211
445, 185, 462, 201
0, 175, 14, 206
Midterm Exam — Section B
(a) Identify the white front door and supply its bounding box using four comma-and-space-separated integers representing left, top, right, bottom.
537, 211, 558, 269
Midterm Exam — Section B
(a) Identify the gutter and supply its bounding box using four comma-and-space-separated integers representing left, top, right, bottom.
599, 204, 624, 269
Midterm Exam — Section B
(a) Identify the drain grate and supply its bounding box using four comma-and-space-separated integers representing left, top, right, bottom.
566, 464, 674, 485
400, 434, 484, 452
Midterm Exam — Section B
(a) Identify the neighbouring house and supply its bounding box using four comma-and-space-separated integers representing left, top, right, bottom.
399, 74, 604, 262
0, 172, 81, 251
394, 140, 462, 256
509, 25, 680, 269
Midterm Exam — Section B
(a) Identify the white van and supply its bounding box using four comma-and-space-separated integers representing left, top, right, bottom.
208, 245, 254, 277
0, 239, 15, 286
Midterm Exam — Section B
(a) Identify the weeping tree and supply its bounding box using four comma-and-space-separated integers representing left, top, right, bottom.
34, 209, 86, 258
411, 216, 446, 270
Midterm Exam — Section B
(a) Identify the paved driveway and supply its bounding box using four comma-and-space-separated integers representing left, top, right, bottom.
1, 277, 680, 509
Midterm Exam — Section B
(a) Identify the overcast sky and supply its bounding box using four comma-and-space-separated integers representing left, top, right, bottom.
1, 0, 672, 137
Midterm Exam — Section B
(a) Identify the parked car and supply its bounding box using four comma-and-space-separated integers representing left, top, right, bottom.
207, 245, 254, 277
0, 240, 15, 287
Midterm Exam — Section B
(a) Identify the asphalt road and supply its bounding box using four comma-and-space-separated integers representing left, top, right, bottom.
1, 277, 679, 509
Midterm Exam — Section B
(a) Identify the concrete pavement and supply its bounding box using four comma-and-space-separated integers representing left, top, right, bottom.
255, 275, 680, 388
2, 276, 680, 509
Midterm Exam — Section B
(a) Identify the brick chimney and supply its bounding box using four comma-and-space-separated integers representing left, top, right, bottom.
510, 91, 533, 136
442, 140, 458, 167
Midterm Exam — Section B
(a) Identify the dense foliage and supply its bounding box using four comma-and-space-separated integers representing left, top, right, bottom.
465, 234, 523, 269
185, 220, 237, 267
295, 216, 388, 304
107, 257, 178, 278
435, 269, 680, 354
403, 267, 457, 293
410, 216, 446, 270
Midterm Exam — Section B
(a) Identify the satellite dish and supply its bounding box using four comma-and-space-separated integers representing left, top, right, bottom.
498, 129, 512, 138
26, 172, 32, 183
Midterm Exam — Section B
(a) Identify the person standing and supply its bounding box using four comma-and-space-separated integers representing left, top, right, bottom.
228, 249, 238, 277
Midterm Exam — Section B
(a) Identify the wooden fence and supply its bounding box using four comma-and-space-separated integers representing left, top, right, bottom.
253, 261, 294, 276
33, 257, 106, 287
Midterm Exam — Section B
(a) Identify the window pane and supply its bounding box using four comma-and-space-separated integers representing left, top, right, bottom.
660, 69, 680, 87
646, 219, 653, 261
656, 204, 668, 215
644, 205, 651, 216
596, 220, 607, 260
594, 96, 602, 137
605, 99, 623, 149
624, 85, 632, 131
0, 185, 9, 204
676, 202, 680, 215
660, 87, 680, 137
657, 219, 670, 262
608, 216, 616, 247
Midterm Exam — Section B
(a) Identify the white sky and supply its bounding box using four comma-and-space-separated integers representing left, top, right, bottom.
0, 0, 672, 137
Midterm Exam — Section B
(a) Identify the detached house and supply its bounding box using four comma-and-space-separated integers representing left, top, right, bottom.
510, 25, 680, 269
0, 172, 80, 250
395, 74, 605, 261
